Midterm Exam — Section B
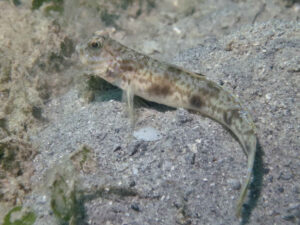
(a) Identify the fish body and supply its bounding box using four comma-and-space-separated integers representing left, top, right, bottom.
77, 32, 257, 217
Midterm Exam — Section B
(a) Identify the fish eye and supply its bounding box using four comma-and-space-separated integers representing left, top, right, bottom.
90, 41, 101, 48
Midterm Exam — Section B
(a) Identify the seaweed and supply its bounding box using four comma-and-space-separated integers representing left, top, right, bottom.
49, 175, 138, 225
60, 37, 75, 58
2, 206, 36, 225
49, 154, 138, 225
31, 0, 64, 13
0, 138, 37, 202
70, 145, 97, 173
50, 175, 85, 225
0, 142, 18, 172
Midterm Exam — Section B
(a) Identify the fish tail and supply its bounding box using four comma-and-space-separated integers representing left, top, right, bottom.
236, 136, 256, 217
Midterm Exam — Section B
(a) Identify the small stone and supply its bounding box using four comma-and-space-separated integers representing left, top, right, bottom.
263, 167, 270, 174
133, 127, 162, 141
185, 153, 196, 165
129, 180, 136, 187
279, 171, 293, 180
175, 108, 193, 124
173, 26, 182, 35
37, 195, 47, 204
113, 145, 121, 152
132, 166, 139, 175
268, 175, 273, 183
190, 153, 196, 165
227, 179, 241, 190
265, 93, 272, 100
129, 141, 147, 156
282, 214, 296, 222
277, 187, 284, 193
131, 203, 140, 212
287, 203, 300, 212
293, 185, 300, 194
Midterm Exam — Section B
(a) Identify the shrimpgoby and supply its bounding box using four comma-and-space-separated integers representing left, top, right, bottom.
77, 32, 257, 217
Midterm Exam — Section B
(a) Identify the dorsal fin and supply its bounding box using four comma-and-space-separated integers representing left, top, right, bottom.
169, 63, 206, 79
193, 71, 206, 77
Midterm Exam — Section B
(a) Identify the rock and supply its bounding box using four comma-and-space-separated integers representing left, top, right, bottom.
131, 203, 140, 212
133, 126, 162, 142
279, 171, 293, 180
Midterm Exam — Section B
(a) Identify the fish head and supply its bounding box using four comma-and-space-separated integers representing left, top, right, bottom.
76, 33, 120, 84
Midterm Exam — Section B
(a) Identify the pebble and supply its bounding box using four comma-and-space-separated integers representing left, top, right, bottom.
133, 127, 162, 141
185, 153, 196, 165
279, 171, 293, 180
129, 141, 147, 156
227, 178, 241, 190
113, 145, 121, 152
287, 203, 300, 212
129, 180, 136, 187
175, 108, 193, 124
282, 214, 296, 222
277, 187, 284, 193
265, 93, 272, 101
131, 203, 140, 212
292, 185, 300, 194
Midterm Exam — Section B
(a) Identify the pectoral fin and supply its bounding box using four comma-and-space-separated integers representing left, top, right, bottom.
123, 85, 135, 130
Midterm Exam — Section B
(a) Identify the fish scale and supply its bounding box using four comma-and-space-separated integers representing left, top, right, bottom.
77, 33, 257, 217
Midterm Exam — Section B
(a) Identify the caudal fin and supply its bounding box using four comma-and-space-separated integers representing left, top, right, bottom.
235, 138, 256, 217
236, 170, 252, 217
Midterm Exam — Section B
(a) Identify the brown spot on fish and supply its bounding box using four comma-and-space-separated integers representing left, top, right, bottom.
164, 65, 182, 79
120, 59, 138, 72
167, 65, 182, 74
189, 95, 204, 108
120, 64, 134, 72
198, 88, 209, 97
207, 81, 221, 97
147, 83, 172, 96
223, 109, 240, 125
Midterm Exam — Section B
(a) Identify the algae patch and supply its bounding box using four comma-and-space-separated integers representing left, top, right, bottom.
50, 174, 84, 225
0, 138, 37, 204
32, 0, 64, 14
70, 145, 97, 174
2, 206, 36, 225
48, 151, 138, 225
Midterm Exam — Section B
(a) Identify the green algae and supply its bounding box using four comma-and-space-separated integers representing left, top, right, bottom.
49, 154, 138, 225
32, 0, 64, 13
50, 172, 138, 225
70, 145, 92, 172
0, 142, 17, 172
50, 175, 84, 225
2, 206, 36, 225
69, 145, 97, 174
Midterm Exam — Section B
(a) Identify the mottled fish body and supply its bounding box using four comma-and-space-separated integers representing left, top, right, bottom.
77, 32, 257, 217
